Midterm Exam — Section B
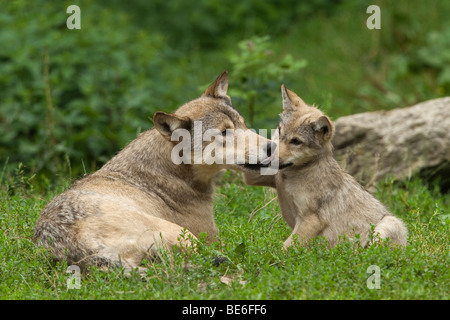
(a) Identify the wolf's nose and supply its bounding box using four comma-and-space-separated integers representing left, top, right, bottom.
265, 142, 277, 157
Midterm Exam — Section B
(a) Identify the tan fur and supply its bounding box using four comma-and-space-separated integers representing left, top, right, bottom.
34, 71, 272, 271
245, 85, 408, 248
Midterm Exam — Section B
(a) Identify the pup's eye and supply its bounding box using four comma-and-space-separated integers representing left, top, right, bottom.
290, 138, 303, 145
221, 129, 228, 136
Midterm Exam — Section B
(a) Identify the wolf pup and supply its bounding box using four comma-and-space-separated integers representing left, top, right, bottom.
34, 71, 273, 271
245, 85, 407, 248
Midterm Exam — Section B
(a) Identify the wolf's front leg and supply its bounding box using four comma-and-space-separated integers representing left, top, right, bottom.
283, 214, 324, 249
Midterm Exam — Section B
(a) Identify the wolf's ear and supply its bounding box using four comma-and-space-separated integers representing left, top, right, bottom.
281, 84, 308, 112
203, 70, 229, 99
311, 116, 335, 143
154, 111, 191, 140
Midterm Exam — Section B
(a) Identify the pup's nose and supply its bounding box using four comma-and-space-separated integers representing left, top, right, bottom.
265, 142, 277, 157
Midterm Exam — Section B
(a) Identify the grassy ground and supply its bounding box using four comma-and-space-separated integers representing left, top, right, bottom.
0, 172, 448, 300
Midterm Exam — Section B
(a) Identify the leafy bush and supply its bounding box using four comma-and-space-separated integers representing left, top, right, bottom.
352, 3, 450, 112
0, 1, 166, 177
227, 35, 307, 128
417, 26, 450, 92
111, 0, 339, 49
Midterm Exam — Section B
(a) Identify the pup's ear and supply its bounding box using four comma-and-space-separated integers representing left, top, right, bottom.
203, 70, 229, 98
153, 111, 191, 140
311, 116, 335, 143
281, 84, 308, 112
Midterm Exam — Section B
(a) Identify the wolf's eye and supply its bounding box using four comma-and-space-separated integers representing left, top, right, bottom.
221, 129, 228, 136
290, 138, 303, 145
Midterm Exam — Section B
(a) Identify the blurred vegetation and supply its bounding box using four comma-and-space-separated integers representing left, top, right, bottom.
1, 0, 450, 183
227, 35, 307, 126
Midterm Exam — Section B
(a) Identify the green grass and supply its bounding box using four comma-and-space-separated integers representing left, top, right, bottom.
0, 172, 448, 299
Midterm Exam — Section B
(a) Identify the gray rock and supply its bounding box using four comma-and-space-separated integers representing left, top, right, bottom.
332, 97, 450, 191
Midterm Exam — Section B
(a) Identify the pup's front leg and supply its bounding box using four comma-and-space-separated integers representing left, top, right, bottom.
243, 172, 276, 188
283, 214, 324, 249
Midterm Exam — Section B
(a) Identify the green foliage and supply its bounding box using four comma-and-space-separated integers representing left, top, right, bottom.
0, 162, 35, 196
0, 1, 165, 177
110, 0, 339, 49
227, 36, 307, 128
354, 23, 450, 111
1, 1, 450, 180
273, 0, 450, 117
417, 26, 450, 92
360, 1, 450, 110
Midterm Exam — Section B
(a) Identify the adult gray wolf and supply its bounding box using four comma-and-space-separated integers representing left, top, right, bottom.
34, 71, 273, 271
